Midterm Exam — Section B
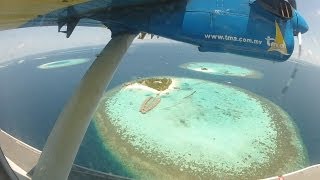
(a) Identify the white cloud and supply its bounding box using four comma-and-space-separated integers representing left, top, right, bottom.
307, 49, 313, 56
17, 43, 25, 49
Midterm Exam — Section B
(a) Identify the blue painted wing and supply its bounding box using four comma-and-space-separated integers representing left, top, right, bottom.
20, 0, 175, 27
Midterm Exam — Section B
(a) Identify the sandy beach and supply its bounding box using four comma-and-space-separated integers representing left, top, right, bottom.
123, 78, 179, 95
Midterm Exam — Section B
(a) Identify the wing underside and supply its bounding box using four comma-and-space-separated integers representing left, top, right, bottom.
0, 0, 172, 31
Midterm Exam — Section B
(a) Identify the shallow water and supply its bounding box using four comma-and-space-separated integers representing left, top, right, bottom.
94, 77, 308, 179
180, 62, 263, 78
37, 58, 90, 69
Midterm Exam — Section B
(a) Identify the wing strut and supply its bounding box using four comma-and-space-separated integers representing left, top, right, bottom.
32, 33, 136, 180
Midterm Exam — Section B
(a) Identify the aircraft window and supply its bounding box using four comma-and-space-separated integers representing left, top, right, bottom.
0, 0, 319, 180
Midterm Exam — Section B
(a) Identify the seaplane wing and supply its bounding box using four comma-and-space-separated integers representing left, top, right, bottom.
0, 0, 174, 31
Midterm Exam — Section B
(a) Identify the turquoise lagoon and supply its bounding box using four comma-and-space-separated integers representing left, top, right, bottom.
37, 58, 89, 69
94, 77, 307, 179
180, 62, 263, 78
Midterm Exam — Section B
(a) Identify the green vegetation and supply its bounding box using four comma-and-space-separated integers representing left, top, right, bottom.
138, 78, 172, 91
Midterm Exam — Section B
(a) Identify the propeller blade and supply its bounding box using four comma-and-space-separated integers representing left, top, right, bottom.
298, 32, 302, 58
281, 62, 298, 95
282, 31, 301, 95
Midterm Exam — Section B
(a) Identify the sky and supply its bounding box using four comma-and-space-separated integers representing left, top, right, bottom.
0, 27, 176, 64
293, 0, 320, 64
0, 0, 319, 65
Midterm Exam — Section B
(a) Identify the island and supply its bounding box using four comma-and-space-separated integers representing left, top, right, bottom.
180, 62, 263, 79
94, 77, 308, 180
137, 78, 172, 91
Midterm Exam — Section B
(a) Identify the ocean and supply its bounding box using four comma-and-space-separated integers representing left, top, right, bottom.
0, 42, 319, 177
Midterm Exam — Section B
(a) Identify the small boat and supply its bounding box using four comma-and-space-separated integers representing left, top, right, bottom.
140, 96, 161, 114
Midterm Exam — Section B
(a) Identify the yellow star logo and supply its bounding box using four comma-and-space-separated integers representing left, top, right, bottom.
268, 21, 289, 55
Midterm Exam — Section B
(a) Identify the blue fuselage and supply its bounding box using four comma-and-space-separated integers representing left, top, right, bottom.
90, 0, 308, 62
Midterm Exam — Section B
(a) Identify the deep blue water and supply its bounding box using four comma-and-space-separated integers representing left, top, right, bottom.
0, 43, 320, 176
